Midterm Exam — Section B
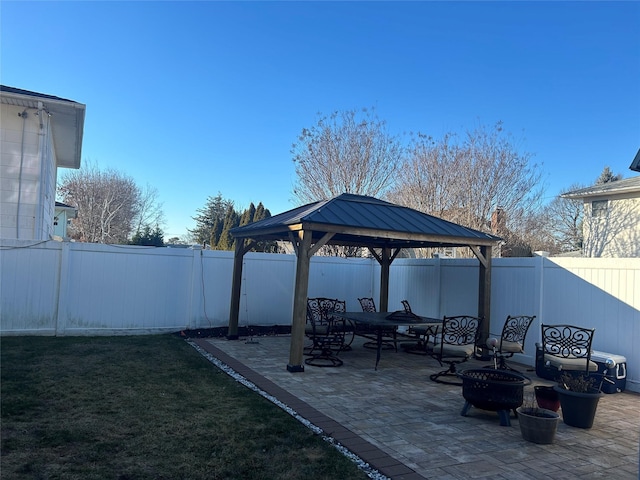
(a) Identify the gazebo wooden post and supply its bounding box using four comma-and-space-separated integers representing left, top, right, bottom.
227, 239, 246, 340
477, 245, 492, 351
287, 230, 312, 372
379, 247, 391, 312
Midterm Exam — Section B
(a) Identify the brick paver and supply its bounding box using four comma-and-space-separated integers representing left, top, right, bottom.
193, 335, 639, 480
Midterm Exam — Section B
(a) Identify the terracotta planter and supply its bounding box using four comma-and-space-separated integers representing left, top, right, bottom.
554, 385, 603, 429
516, 407, 560, 444
534, 385, 560, 412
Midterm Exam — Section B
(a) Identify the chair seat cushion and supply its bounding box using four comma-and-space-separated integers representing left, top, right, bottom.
544, 353, 598, 372
441, 344, 475, 358
498, 340, 524, 353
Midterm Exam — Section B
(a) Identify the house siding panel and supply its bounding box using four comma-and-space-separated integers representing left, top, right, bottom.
1, 100, 72, 241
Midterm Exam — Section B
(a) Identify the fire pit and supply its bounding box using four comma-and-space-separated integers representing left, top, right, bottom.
458, 368, 530, 426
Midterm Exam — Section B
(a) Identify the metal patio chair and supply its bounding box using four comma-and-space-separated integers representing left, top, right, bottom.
486, 315, 536, 372
400, 299, 437, 355
401, 299, 412, 313
429, 315, 483, 385
535, 324, 598, 381
304, 297, 348, 367
356, 297, 398, 351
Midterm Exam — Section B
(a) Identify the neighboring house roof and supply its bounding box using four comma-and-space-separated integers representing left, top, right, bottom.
630, 148, 640, 172
561, 176, 640, 199
231, 193, 501, 249
0, 85, 85, 169
55, 202, 78, 218
55, 201, 75, 209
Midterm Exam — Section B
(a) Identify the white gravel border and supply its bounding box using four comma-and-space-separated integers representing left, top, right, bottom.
188, 340, 390, 480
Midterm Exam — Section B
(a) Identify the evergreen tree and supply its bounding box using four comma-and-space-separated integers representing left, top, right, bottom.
250, 203, 275, 252
191, 196, 274, 251
130, 225, 164, 246
208, 218, 224, 249
239, 203, 256, 226
595, 166, 623, 184
217, 205, 240, 250
189, 193, 234, 245
254, 202, 270, 222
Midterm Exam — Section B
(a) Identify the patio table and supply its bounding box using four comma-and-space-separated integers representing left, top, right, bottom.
334, 311, 441, 370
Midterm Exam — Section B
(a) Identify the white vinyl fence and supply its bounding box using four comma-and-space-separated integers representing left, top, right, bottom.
1, 239, 638, 392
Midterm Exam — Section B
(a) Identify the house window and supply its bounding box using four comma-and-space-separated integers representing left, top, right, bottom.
591, 200, 608, 218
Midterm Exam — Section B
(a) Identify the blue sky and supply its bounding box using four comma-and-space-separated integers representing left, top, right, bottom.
2, 1, 639, 239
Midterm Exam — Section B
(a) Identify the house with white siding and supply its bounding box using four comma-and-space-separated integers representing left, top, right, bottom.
0, 86, 85, 240
53, 201, 77, 239
562, 176, 640, 257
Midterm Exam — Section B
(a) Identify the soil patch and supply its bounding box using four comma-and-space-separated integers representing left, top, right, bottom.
175, 325, 292, 338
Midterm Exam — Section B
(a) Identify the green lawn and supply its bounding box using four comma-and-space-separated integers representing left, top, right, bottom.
1, 335, 369, 480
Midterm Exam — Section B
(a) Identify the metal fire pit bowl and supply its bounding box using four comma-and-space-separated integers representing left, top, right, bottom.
458, 368, 530, 426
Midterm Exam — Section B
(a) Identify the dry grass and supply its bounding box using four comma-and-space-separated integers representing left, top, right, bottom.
1, 335, 369, 480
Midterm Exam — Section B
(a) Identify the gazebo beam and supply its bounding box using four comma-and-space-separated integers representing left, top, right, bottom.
308, 232, 334, 256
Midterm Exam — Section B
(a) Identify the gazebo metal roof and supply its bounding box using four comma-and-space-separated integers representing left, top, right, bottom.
231, 193, 501, 248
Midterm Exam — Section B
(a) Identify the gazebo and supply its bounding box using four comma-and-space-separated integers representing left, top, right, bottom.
229, 193, 501, 372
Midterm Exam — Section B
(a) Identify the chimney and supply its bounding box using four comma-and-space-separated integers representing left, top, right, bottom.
491, 207, 506, 235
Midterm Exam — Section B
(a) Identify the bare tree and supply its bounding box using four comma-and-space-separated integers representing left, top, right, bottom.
388, 122, 544, 256
132, 184, 165, 235
291, 107, 404, 204
291, 107, 404, 257
537, 184, 586, 253
58, 163, 164, 244
516, 212, 562, 255
386, 132, 466, 219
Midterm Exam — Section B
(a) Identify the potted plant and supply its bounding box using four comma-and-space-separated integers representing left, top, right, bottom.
553, 373, 604, 429
534, 385, 560, 412
516, 392, 560, 444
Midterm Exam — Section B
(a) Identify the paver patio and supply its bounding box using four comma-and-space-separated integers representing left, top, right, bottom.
192, 334, 639, 480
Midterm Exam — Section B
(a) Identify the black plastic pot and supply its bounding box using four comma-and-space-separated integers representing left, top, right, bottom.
554, 385, 603, 429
